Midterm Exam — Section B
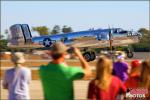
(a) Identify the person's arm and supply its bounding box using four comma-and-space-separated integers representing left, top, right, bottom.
3, 71, 8, 89
73, 47, 92, 78
28, 69, 31, 84
118, 78, 127, 99
125, 62, 130, 74
127, 64, 131, 74
23, 68, 32, 84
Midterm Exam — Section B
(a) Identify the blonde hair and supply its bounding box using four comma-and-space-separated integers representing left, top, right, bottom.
95, 56, 112, 90
11, 52, 25, 64
140, 60, 150, 89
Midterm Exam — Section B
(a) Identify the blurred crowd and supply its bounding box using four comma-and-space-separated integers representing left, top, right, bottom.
2, 42, 150, 100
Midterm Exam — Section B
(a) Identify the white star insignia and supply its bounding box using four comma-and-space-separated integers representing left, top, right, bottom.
44, 39, 50, 46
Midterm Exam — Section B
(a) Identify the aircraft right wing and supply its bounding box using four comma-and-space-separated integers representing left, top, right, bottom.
69, 36, 139, 49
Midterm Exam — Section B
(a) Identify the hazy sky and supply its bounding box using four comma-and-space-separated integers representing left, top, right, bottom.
1, 1, 149, 36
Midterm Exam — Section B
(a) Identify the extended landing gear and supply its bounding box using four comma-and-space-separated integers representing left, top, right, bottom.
127, 51, 134, 58
83, 51, 96, 62
126, 48, 134, 58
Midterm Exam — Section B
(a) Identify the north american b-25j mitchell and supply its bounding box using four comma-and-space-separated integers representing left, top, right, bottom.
7, 24, 141, 61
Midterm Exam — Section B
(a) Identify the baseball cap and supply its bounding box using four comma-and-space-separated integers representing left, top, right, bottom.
131, 60, 141, 68
11, 52, 25, 64
51, 42, 68, 54
117, 55, 125, 60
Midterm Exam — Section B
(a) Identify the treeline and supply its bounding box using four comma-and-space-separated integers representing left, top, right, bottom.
131, 28, 150, 52
32, 25, 73, 36
114, 28, 150, 52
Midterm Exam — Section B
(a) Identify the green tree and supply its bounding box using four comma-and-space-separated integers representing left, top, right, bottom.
51, 25, 61, 34
62, 25, 73, 33
0, 39, 8, 51
32, 26, 49, 36
131, 28, 150, 52
5, 29, 9, 34
0, 29, 9, 40
138, 28, 150, 43
0, 34, 4, 39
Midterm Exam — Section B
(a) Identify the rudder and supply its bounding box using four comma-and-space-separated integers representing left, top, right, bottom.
8, 24, 32, 47
9, 24, 25, 46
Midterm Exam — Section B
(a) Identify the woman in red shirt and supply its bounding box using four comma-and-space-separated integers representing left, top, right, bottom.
125, 60, 141, 88
140, 60, 150, 89
124, 60, 150, 99
88, 56, 126, 100
125, 60, 150, 88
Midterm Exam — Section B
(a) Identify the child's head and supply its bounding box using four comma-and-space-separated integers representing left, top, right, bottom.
129, 60, 141, 75
131, 60, 141, 68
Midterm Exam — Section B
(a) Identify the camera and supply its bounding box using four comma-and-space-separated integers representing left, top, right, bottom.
67, 47, 75, 54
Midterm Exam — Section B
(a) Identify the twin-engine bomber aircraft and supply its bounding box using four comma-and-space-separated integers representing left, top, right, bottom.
8, 24, 141, 61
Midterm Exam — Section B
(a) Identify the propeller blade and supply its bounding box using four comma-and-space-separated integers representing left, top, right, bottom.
108, 25, 113, 40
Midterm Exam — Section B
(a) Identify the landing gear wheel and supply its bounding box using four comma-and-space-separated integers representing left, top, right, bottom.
43, 38, 52, 47
90, 51, 96, 61
83, 52, 91, 62
127, 52, 134, 58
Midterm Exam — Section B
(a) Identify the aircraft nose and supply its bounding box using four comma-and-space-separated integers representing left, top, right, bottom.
131, 31, 141, 36
138, 32, 142, 36
137, 32, 142, 37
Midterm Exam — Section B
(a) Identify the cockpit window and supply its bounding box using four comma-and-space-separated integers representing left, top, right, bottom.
114, 28, 125, 34
117, 28, 123, 33
119, 30, 128, 34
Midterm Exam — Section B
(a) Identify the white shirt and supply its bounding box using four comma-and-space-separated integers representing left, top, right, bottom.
3, 67, 31, 100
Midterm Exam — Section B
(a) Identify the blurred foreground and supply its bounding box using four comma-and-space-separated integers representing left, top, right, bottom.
0, 52, 150, 99
1, 80, 90, 100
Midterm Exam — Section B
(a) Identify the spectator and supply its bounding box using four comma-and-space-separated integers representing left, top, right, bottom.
88, 56, 126, 100
129, 60, 141, 76
125, 60, 150, 89
125, 60, 141, 88
3, 52, 31, 100
39, 42, 91, 100
140, 60, 150, 89
124, 60, 150, 99
113, 55, 129, 82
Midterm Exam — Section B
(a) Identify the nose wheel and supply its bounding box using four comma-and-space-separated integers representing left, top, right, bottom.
83, 51, 96, 62
126, 48, 134, 58
127, 52, 134, 58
